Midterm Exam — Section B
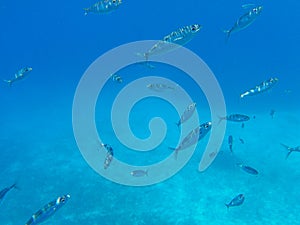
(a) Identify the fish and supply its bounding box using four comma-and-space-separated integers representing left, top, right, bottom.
111, 74, 123, 83
140, 24, 202, 60
241, 3, 256, 9
270, 109, 275, 119
237, 163, 258, 175
25, 194, 70, 225
219, 114, 250, 124
131, 170, 148, 177
225, 194, 245, 209
84, 0, 122, 15
228, 135, 233, 153
147, 83, 177, 91
280, 143, 300, 159
102, 144, 114, 169
0, 183, 16, 203
176, 102, 197, 127
240, 77, 279, 98
169, 122, 212, 159
239, 138, 245, 144
224, 5, 263, 40
241, 123, 245, 128
3, 67, 32, 86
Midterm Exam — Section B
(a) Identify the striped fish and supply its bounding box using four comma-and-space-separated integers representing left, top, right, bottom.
169, 122, 211, 159
237, 163, 258, 175
240, 77, 279, 98
219, 114, 250, 124
25, 194, 70, 225
3, 67, 32, 86
141, 24, 202, 60
84, 0, 122, 15
102, 144, 114, 169
176, 102, 197, 127
224, 5, 263, 40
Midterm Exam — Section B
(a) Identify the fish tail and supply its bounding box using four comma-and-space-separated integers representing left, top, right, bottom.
218, 116, 225, 125
225, 203, 230, 209
280, 143, 293, 159
168, 147, 178, 159
3, 79, 12, 86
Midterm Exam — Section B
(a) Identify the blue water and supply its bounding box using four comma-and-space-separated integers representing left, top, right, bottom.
0, 0, 299, 224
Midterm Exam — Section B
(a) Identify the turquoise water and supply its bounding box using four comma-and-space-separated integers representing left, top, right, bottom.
0, 0, 299, 224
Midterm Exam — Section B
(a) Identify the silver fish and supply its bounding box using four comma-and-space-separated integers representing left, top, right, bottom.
25, 194, 70, 225
102, 143, 114, 169
237, 163, 258, 175
141, 24, 202, 60
131, 170, 148, 177
281, 143, 300, 159
111, 74, 123, 83
3, 67, 32, 86
225, 194, 245, 208
240, 77, 279, 98
176, 102, 197, 127
84, 0, 122, 15
147, 83, 176, 91
169, 122, 212, 159
219, 114, 250, 123
224, 5, 263, 40
0, 184, 16, 203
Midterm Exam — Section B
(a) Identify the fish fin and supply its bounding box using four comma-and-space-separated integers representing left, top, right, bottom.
3, 79, 12, 86
286, 151, 292, 160
280, 143, 291, 150
83, 8, 89, 16
225, 203, 230, 209
175, 122, 180, 127
223, 30, 231, 42
145, 170, 148, 176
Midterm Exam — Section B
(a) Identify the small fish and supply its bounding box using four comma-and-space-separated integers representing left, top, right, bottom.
241, 123, 245, 128
102, 143, 114, 169
169, 122, 211, 159
140, 24, 202, 60
228, 135, 233, 153
147, 83, 176, 91
25, 194, 70, 225
3, 67, 32, 86
224, 5, 263, 40
219, 114, 250, 124
280, 143, 300, 159
270, 109, 275, 119
0, 183, 16, 203
237, 163, 258, 175
176, 102, 197, 127
240, 77, 279, 98
84, 0, 122, 15
131, 170, 148, 177
239, 138, 245, 144
111, 74, 123, 83
225, 194, 245, 208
